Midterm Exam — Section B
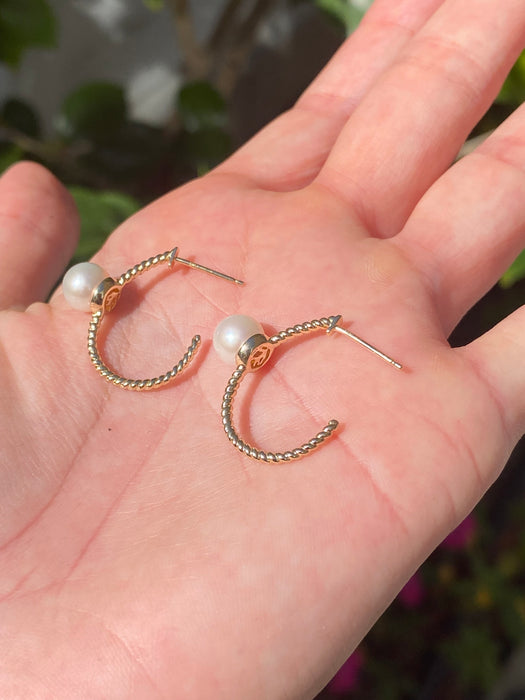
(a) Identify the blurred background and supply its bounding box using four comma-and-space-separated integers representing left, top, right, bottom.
1, 1, 525, 697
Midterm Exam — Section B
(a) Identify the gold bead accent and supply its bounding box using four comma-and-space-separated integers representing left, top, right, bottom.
90, 277, 121, 313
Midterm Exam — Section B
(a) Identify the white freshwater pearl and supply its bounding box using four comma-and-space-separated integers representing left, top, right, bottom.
62, 262, 109, 311
213, 314, 265, 364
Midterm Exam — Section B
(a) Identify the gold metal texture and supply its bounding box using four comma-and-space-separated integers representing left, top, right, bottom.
221, 315, 402, 461
88, 248, 242, 390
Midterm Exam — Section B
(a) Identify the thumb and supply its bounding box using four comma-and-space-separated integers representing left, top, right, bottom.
0, 162, 79, 310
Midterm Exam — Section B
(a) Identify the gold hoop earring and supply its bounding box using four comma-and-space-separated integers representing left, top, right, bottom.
213, 314, 402, 461
62, 247, 243, 390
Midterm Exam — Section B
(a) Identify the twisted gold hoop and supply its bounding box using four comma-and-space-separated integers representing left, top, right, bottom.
88, 309, 201, 390
217, 315, 402, 461
62, 247, 243, 391
88, 250, 202, 391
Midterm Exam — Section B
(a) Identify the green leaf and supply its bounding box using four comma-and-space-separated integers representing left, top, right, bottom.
499, 51, 525, 104
57, 82, 127, 142
179, 126, 232, 173
314, 0, 369, 35
0, 143, 23, 173
69, 187, 140, 262
1, 98, 40, 138
500, 249, 525, 288
78, 122, 165, 182
441, 625, 501, 691
0, 0, 56, 67
177, 81, 227, 132
143, 0, 164, 10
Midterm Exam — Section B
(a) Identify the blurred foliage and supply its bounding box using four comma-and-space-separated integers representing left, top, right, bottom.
498, 50, 525, 104
1, 97, 41, 138
176, 81, 231, 175
69, 187, 140, 263
0, 0, 525, 698
56, 82, 127, 141
143, 0, 164, 11
0, 142, 22, 171
501, 250, 525, 289
320, 500, 525, 698
0, 0, 56, 67
314, 0, 369, 34
177, 81, 228, 132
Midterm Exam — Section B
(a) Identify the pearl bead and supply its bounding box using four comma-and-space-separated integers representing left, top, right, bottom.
62, 262, 109, 312
213, 314, 265, 364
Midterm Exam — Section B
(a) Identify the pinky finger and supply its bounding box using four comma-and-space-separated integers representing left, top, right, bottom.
0, 162, 79, 310
462, 306, 525, 443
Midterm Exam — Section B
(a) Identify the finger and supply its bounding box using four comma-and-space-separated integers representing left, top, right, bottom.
218, 0, 446, 190
395, 102, 525, 335
462, 305, 525, 441
316, 0, 525, 238
0, 162, 79, 310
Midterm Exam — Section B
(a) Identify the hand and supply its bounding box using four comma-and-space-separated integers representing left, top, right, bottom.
1, 0, 524, 697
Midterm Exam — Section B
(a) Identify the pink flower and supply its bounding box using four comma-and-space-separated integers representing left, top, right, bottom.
398, 571, 425, 608
328, 650, 364, 694
442, 514, 477, 551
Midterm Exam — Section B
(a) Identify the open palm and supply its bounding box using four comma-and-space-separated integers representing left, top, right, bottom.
2, 1, 525, 698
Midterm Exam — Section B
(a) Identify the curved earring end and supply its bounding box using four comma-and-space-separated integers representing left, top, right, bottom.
221, 363, 339, 461
88, 319, 201, 391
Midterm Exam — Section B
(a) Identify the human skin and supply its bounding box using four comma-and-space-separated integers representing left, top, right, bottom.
1, 0, 525, 697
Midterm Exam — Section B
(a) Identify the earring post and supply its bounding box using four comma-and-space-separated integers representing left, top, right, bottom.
172, 253, 244, 285
328, 316, 402, 370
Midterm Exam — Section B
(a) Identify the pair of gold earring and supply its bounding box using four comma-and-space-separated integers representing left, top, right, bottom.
62, 247, 403, 462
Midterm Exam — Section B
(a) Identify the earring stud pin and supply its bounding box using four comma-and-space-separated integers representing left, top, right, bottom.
168, 247, 244, 285
327, 315, 402, 370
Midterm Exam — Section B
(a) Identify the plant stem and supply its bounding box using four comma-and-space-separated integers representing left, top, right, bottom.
165, 0, 209, 79
236, 0, 274, 40
207, 0, 244, 51
0, 124, 55, 162
215, 0, 278, 96
0, 122, 108, 187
